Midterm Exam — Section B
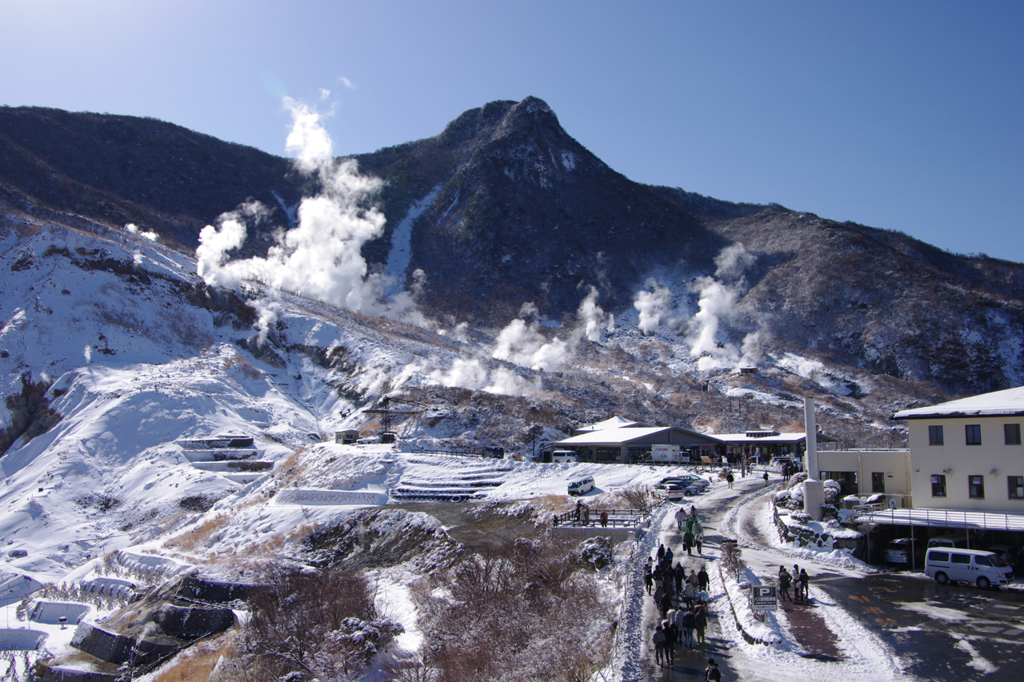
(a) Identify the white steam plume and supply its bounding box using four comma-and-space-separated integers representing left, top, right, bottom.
426, 358, 540, 397
492, 319, 569, 372
196, 98, 427, 334
577, 286, 614, 342
492, 288, 612, 371
686, 242, 768, 370
633, 279, 682, 335
714, 242, 756, 280
427, 289, 610, 396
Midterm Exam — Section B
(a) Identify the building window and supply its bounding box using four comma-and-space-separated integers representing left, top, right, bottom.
821, 471, 858, 496
931, 474, 946, 497
969, 475, 985, 499
871, 472, 885, 494
929, 425, 944, 445
1009, 476, 1024, 499
965, 425, 982, 446
1006, 424, 1022, 446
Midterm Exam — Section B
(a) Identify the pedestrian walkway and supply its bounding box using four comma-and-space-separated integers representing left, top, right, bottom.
643, 498, 735, 680
777, 598, 845, 661
641, 471, 858, 680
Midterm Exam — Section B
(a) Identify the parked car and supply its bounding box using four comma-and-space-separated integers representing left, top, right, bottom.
674, 475, 710, 491
653, 484, 688, 501
983, 545, 1020, 569
567, 476, 595, 496
551, 450, 579, 463
884, 538, 926, 568
927, 534, 968, 550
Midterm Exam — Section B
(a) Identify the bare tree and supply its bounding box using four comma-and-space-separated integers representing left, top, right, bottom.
620, 483, 654, 513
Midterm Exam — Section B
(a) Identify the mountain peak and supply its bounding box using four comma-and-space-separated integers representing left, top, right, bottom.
436, 96, 561, 152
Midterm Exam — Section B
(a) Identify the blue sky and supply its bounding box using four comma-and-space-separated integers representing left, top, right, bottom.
3, 1, 1022, 262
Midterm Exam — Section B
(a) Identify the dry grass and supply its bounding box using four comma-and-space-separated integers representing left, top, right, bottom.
532, 493, 570, 515
152, 631, 237, 682
164, 513, 230, 551
274, 448, 308, 487
222, 350, 262, 380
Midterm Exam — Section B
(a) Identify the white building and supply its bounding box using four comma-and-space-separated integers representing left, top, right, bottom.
894, 386, 1024, 513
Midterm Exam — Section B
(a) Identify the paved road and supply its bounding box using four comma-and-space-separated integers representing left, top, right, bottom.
732, 482, 1024, 681
817, 572, 1024, 681
641, 475, 766, 681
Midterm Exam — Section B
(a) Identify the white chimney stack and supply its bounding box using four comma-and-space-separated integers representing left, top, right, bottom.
803, 397, 824, 520
804, 397, 819, 480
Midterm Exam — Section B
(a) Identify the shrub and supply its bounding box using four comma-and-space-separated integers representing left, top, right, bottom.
620, 483, 653, 513
237, 567, 402, 681
419, 536, 614, 682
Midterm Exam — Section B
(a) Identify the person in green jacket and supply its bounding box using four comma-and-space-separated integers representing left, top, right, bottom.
683, 528, 695, 556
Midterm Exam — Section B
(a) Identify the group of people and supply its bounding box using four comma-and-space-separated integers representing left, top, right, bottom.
646, 545, 715, 670
652, 604, 710, 667
675, 505, 704, 556
777, 564, 810, 602
573, 500, 611, 527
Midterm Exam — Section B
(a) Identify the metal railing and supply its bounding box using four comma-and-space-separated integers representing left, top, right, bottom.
551, 508, 650, 528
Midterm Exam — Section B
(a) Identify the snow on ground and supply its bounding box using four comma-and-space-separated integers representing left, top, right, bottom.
708, 477, 907, 681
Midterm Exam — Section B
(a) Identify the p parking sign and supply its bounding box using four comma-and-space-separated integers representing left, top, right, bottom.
751, 585, 777, 611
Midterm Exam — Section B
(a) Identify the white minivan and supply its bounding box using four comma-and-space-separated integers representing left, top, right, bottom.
567, 477, 595, 496
924, 548, 1014, 589
551, 450, 579, 463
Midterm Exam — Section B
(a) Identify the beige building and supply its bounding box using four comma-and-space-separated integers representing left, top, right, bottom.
817, 449, 912, 504
894, 387, 1024, 513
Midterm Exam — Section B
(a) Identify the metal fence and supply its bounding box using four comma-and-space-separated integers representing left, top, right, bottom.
551, 508, 650, 528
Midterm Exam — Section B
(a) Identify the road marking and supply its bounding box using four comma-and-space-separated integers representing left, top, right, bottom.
850, 595, 870, 603
973, 626, 1006, 635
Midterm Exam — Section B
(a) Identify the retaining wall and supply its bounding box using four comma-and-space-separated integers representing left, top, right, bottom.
30, 600, 91, 625
550, 526, 634, 544
276, 489, 385, 505
0, 628, 46, 650
773, 506, 834, 549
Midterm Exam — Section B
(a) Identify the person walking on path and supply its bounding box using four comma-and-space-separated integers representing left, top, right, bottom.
779, 568, 792, 601
763, 471, 770, 487
665, 546, 675, 563
682, 608, 697, 650
675, 506, 687, 531
653, 625, 667, 667
682, 581, 696, 610
726, 472, 735, 489
674, 562, 684, 595
600, 509, 608, 527
688, 568, 700, 590
704, 657, 722, 681
683, 528, 694, 556
697, 565, 709, 592
695, 603, 708, 645
662, 575, 676, 604
798, 568, 810, 601
663, 619, 677, 665
659, 591, 673, 618
695, 533, 704, 556
644, 568, 654, 595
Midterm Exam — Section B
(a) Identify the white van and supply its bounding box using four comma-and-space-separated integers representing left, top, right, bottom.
567, 477, 595, 496
924, 548, 1014, 589
551, 450, 579, 463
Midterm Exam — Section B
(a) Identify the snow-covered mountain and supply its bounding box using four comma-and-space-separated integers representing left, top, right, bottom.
1, 96, 1018, 579
1, 96, 1020, 680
